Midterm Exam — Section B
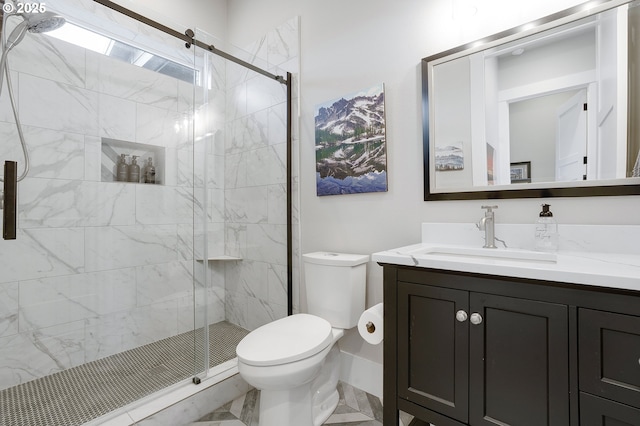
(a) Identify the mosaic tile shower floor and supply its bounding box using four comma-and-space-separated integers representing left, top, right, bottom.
0, 321, 249, 426
191, 381, 384, 426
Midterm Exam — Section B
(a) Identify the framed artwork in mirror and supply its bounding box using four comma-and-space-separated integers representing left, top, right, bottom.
510, 161, 531, 183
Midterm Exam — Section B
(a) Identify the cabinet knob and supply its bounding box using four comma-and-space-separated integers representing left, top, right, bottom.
456, 310, 468, 322
470, 313, 483, 325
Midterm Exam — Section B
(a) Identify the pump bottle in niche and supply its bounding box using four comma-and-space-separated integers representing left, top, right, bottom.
128, 155, 140, 183
116, 154, 129, 182
143, 157, 156, 184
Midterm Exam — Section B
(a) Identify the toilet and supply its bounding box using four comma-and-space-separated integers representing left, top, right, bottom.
236, 251, 369, 426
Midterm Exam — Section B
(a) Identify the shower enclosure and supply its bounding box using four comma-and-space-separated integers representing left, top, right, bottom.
0, 0, 297, 424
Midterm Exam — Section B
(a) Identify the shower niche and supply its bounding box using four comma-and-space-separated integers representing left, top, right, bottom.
101, 138, 165, 184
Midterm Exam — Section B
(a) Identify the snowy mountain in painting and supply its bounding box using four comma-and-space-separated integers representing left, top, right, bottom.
315, 92, 385, 140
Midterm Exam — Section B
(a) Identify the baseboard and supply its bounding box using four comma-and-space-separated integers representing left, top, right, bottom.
339, 350, 383, 400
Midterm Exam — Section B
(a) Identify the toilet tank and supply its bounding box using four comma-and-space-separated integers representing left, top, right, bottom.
303, 252, 369, 329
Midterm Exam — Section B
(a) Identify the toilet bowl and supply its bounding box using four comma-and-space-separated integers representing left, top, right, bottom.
236, 314, 345, 426
236, 252, 369, 426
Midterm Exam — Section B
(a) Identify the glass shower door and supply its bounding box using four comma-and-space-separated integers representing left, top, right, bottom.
192, 26, 292, 353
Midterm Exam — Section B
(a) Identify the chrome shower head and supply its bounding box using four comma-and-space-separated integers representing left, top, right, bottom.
22, 11, 65, 33
2, 10, 65, 49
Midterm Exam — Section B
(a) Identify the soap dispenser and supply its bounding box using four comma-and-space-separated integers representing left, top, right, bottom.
116, 154, 129, 182
143, 157, 156, 184
128, 155, 140, 183
534, 203, 558, 252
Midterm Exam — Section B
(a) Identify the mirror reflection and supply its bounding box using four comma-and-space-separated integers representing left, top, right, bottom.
424, 0, 640, 199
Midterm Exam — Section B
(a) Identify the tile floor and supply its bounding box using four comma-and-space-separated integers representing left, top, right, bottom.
191, 381, 383, 425
0, 322, 249, 426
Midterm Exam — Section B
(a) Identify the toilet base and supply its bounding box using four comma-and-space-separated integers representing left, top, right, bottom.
312, 388, 339, 426
259, 383, 313, 426
258, 379, 340, 426
311, 343, 342, 425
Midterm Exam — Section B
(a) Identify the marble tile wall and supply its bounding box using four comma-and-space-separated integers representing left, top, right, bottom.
0, 0, 224, 391
0, 2, 300, 394
221, 17, 300, 331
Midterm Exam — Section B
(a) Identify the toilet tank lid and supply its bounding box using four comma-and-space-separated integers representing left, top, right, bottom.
303, 252, 369, 266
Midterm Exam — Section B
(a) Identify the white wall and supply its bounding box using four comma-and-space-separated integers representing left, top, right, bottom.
223, 0, 640, 369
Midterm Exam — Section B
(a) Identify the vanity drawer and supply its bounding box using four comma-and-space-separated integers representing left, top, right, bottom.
579, 309, 640, 409
580, 393, 640, 425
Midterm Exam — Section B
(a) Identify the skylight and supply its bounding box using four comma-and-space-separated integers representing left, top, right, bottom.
46, 22, 113, 54
46, 22, 197, 84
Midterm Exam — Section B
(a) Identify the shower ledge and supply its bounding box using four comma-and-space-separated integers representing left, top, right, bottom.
196, 255, 242, 262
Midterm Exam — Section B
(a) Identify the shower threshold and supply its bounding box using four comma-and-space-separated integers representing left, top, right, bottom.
0, 321, 249, 426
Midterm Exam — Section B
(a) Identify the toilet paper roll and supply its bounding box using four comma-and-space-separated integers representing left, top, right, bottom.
358, 303, 383, 345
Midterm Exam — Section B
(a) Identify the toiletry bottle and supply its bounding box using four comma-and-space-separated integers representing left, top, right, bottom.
116, 154, 129, 182
534, 203, 558, 252
143, 157, 156, 184
129, 155, 140, 183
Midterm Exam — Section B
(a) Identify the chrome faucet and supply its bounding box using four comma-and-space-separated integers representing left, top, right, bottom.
478, 205, 498, 249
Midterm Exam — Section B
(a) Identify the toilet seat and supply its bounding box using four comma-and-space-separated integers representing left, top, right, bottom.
236, 314, 333, 367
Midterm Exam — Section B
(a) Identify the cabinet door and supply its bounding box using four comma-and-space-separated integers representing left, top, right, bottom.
469, 293, 569, 426
579, 309, 640, 409
398, 282, 469, 423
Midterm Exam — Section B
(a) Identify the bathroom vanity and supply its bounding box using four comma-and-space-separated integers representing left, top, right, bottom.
373, 224, 640, 426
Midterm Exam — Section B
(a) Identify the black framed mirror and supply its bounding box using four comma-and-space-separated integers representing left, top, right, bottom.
423, 0, 640, 200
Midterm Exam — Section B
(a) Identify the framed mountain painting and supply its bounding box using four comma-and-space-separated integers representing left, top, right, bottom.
314, 83, 388, 196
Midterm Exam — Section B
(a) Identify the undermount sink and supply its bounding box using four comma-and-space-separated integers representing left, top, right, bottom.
407, 245, 558, 263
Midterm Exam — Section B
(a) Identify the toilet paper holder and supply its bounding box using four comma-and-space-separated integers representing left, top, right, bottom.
366, 321, 375, 334
358, 303, 383, 345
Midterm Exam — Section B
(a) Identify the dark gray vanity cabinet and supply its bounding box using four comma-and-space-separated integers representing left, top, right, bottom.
382, 265, 640, 426
395, 275, 569, 425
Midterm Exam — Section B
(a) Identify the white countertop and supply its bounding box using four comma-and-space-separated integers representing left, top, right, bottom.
372, 223, 640, 292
